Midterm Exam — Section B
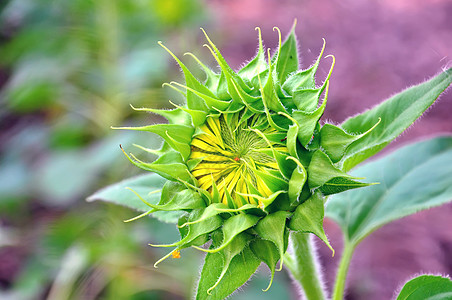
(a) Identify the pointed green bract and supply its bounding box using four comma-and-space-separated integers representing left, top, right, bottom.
205, 232, 250, 294
122, 149, 192, 182
292, 82, 328, 146
255, 211, 288, 270
274, 22, 299, 84
196, 237, 260, 300
282, 39, 326, 93
130, 188, 205, 212
194, 213, 260, 253
130, 105, 190, 125
287, 159, 307, 207
289, 192, 334, 254
320, 121, 380, 163
250, 239, 280, 291
150, 209, 222, 249
308, 149, 369, 194
238, 27, 267, 81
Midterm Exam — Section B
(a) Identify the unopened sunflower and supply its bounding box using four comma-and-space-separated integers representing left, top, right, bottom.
116, 23, 378, 295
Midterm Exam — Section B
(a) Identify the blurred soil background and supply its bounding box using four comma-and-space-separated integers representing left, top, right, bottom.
0, 0, 451, 299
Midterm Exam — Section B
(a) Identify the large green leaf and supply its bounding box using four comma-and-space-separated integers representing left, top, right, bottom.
86, 173, 182, 223
340, 68, 452, 171
326, 136, 452, 245
396, 275, 452, 300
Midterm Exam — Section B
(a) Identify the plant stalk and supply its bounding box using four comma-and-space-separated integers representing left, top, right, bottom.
332, 242, 355, 300
284, 232, 326, 300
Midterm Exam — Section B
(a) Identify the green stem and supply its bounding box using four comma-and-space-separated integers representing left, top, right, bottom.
284, 232, 326, 300
332, 242, 355, 300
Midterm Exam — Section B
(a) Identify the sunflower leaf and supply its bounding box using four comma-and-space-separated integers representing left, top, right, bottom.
340, 68, 452, 171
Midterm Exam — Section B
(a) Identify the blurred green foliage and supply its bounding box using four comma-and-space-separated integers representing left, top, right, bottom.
0, 0, 293, 298
0, 0, 209, 299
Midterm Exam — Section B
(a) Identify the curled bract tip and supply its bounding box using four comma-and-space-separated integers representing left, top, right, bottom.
153, 248, 177, 268
273, 27, 282, 50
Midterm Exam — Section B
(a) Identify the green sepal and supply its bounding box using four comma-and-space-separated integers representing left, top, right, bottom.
228, 76, 262, 109
254, 169, 289, 192
320, 177, 374, 195
204, 232, 250, 295
159, 181, 186, 205
292, 82, 328, 146
225, 188, 237, 209
193, 213, 260, 253
132, 187, 205, 212
130, 105, 191, 126
115, 123, 194, 160
289, 192, 334, 254
201, 29, 252, 93
178, 203, 229, 228
170, 81, 232, 112
319, 121, 380, 163
238, 27, 267, 82
251, 128, 294, 179
262, 62, 288, 114
150, 208, 222, 248
306, 122, 321, 151
187, 157, 203, 171
132, 140, 172, 157
196, 233, 260, 299
287, 158, 307, 207
277, 111, 300, 158
168, 101, 208, 127
274, 21, 299, 84
249, 238, 280, 292
184, 52, 220, 91
212, 203, 266, 217
254, 211, 288, 271
238, 189, 286, 210
307, 150, 368, 192
216, 72, 231, 100
292, 85, 326, 113
263, 131, 287, 145
273, 150, 295, 179
282, 39, 326, 93
121, 149, 191, 182
159, 41, 210, 111
292, 54, 333, 112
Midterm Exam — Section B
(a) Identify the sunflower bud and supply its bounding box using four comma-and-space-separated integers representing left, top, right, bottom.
116, 22, 377, 294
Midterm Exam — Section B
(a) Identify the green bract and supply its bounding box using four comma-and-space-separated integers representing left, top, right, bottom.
115, 23, 378, 295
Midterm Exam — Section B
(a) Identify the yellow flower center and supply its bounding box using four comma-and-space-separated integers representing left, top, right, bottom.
189, 112, 287, 208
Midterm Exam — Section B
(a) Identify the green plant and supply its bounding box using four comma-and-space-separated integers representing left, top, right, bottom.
89, 24, 452, 299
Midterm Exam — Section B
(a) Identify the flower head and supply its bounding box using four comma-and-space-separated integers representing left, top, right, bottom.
190, 113, 286, 207
117, 22, 377, 293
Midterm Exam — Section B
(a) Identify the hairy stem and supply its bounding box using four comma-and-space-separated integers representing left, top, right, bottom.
284, 232, 326, 300
332, 242, 355, 300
